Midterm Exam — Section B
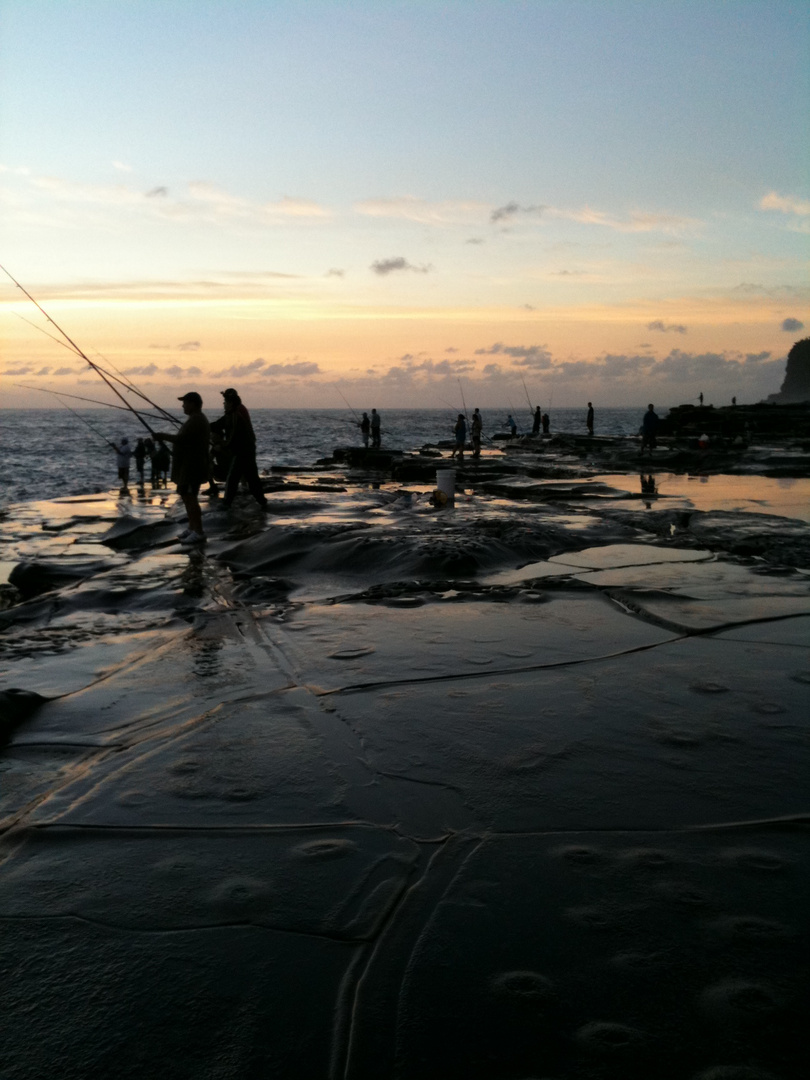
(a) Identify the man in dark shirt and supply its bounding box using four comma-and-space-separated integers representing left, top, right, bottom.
641, 403, 659, 457
156, 391, 210, 544
586, 402, 594, 436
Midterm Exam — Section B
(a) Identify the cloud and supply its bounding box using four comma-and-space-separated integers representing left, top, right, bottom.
745, 351, 771, 363
465, 237, 484, 245
326, 268, 344, 277
177, 341, 201, 351
445, 347, 458, 353
259, 361, 320, 378
2, 366, 34, 375
781, 317, 805, 332
53, 366, 77, 376
4, 169, 332, 231
474, 342, 553, 369
647, 320, 687, 334
122, 363, 159, 376
149, 344, 171, 350
490, 202, 546, 223
549, 206, 697, 234
212, 358, 268, 378
760, 191, 810, 216
355, 196, 488, 225
371, 256, 432, 275
112, 161, 132, 173
165, 365, 202, 377
35, 366, 51, 376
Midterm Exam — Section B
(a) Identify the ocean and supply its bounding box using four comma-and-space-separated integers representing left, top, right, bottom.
0, 406, 646, 510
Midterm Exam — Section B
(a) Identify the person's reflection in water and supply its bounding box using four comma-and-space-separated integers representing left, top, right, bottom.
640, 473, 657, 509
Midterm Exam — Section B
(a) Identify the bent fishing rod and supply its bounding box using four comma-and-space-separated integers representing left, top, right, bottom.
45, 392, 120, 450
13, 304, 179, 427
334, 385, 361, 423
2, 264, 158, 436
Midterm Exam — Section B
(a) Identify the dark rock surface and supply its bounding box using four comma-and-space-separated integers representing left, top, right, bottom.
1, 456, 808, 1078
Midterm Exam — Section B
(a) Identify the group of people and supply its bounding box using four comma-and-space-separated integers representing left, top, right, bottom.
358, 409, 381, 448
112, 436, 170, 493
112, 386, 268, 546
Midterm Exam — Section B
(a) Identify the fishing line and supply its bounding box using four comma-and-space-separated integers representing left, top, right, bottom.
1, 265, 157, 436
334, 385, 360, 423
15, 383, 169, 423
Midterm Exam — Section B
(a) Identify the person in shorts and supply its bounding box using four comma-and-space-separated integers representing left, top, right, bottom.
156, 392, 210, 544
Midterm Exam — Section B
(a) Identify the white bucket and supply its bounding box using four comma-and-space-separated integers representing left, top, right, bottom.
436, 469, 455, 502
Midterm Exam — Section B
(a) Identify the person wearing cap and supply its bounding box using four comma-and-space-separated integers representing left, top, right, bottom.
112, 436, 133, 494
155, 392, 211, 544
217, 388, 268, 511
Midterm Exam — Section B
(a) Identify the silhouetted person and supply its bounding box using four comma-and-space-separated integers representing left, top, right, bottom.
699, 392, 704, 406
542, 412, 550, 434
113, 436, 133, 494
143, 437, 156, 486
371, 409, 381, 448
156, 392, 210, 545
731, 396, 737, 406
586, 402, 594, 435
451, 414, 466, 460
359, 412, 370, 448
471, 408, 482, 457
218, 388, 268, 511
532, 406, 541, 435
505, 414, 517, 439
154, 439, 171, 487
133, 437, 146, 487
641, 403, 658, 457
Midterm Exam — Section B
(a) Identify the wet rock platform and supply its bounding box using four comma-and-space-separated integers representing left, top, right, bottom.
1, 461, 808, 1079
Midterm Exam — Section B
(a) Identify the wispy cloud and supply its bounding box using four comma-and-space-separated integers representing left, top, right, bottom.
1, 169, 332, 230
647, 320, 687, 334
760, 191, 810, 216
474, 342, 553, 369
165, 364, 202, 377
371, 256, 432, 275
122, 363, 160, 376
356, 196, 488, 225
549, 206, 698, 234
259, 361, 320, 378
490, 202, 545, 223
178, 341, 201, 351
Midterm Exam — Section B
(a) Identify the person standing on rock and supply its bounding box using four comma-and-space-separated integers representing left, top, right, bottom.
586, 402, 594, 436
505, 414, 517, 439
359, 412, 370, 448
371, 409, 381, 448
641, 403, 658, 458
113, 436, 133, 494
542, 411, 550, 434
471, 408, 483, 457
218, 388, 268, 511
451, 414, 467, 461
156, 391, 211, 545
532, 406, 541, 435
133, 437, 146, 487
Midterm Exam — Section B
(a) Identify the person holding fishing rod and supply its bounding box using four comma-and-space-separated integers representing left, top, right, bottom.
471, 408, 483, 458
155, 392, 211, 546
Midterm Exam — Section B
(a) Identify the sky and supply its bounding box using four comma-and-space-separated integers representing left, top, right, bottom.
1, 0, 808, 410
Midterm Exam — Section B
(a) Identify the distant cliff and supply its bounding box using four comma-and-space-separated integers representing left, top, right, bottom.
768, 338, 810, 403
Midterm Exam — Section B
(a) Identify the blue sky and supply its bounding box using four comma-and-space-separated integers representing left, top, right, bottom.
1, 0, 808, 407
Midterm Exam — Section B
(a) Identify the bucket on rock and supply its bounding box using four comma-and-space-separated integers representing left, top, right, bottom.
436, 469, 455, 502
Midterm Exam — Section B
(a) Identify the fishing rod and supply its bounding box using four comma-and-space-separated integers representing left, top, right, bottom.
521, 375, 536, 420
15, 382, 169, 423
334, 385, 360, 423
1, 264, 156, 436
14, 310, 180, 426
457, 378, 470, 424
90, 348, 181, 426
47, 392, 119, 450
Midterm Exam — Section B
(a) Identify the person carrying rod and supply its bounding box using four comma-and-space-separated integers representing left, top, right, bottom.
155, 392, 211, 546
